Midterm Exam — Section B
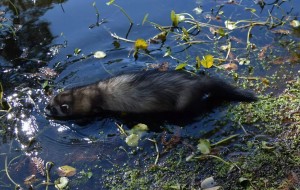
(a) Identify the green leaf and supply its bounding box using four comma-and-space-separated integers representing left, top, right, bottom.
182, 27, 189, 40
55, 177, 69, 189
218, 28, 226, 37
225, 20, 237, 30
142, 13, 149, 25
42, 80, 49, 89
196, 56, 201, 69
238, 58, 250, 65
74, 48, 81, 55
197, 139, 211, 154
171, 10, 178, 27
125, 134, 140, 147
163, 47, 172, 57
245, 8, 256, 13
106, 0, 115, 5
87, 171, 93, 178
175, 63, 187, 70
200, 55, 214, 68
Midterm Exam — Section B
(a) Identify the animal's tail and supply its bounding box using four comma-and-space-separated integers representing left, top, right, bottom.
205, 78, 258, 103
229, 89, 258, 102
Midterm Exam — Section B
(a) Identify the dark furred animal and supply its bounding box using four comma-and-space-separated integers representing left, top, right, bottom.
45, 71, 257, 118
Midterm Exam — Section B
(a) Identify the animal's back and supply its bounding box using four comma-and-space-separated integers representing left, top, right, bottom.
96, 71, 257, 113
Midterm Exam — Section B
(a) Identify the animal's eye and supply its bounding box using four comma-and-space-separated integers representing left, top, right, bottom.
60, 104, 69, 114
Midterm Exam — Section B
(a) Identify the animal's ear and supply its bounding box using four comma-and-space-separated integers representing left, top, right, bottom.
60, 104, 70, 114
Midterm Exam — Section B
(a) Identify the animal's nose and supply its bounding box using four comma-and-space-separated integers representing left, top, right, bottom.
45, 105, 57, 116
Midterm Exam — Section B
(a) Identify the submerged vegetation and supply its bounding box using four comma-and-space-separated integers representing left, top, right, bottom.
0, 0, 299, 189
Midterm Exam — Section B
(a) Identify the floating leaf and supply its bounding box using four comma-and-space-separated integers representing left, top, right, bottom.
177, 14, 185, 22
218, 28, 226, 37
134, 38, 148, 50
245, 8, 256, 13
290, 20, 300, 28
197, 139, 211, 154
238, 58, 250, 65
151, 31, 168, 43
74, 48, 81, 55
131, 123, 148, 132
42, 80, 49, 89
219, 63, 238, 71
175, 63, 187, 70
225, 20, 237, 30
113, 41, 120, 49
196, 56, 201, 69
142, 13, 149, 25
201, 176, 217, 189
163, 47, 172, 57
24, 175, 37, 185
55, 177, 69, 190
125, 134, 140, 147
94, 51, 106, 58
106, 0, 115, 5
125, 123, 148, 147
57, 165, 76, 177
79, 170, 93, 179
220, 45, 229, 51
201, 54, 214, 68
271, 29, 291, 35
193, 6, 203, 15
185, 153, 195, 162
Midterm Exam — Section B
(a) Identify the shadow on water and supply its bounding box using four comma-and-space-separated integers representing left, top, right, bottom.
0, 0, 299, 189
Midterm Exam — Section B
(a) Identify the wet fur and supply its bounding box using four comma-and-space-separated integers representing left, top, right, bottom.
45, 71, 257, 118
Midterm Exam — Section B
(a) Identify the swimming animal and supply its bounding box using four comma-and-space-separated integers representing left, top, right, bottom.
45, 71, 257, 118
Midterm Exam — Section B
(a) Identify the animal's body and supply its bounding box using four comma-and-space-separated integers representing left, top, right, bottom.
45, 71, 257, 118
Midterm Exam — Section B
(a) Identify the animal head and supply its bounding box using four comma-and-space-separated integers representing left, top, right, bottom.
45, 87, 98, 117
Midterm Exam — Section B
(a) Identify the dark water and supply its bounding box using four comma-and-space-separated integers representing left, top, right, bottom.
0, 0, 299, 189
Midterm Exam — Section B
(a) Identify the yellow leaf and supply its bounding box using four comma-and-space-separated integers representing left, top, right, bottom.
57, 165, 76, 177
135, 38, 148, 50
200, 55, 214, 68
175, 63, 187, 70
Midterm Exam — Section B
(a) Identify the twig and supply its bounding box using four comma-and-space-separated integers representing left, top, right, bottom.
147, 138, 159, 165
110, 33, 135, 43
5, 156, 21, 189
115, 122, 127, 136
